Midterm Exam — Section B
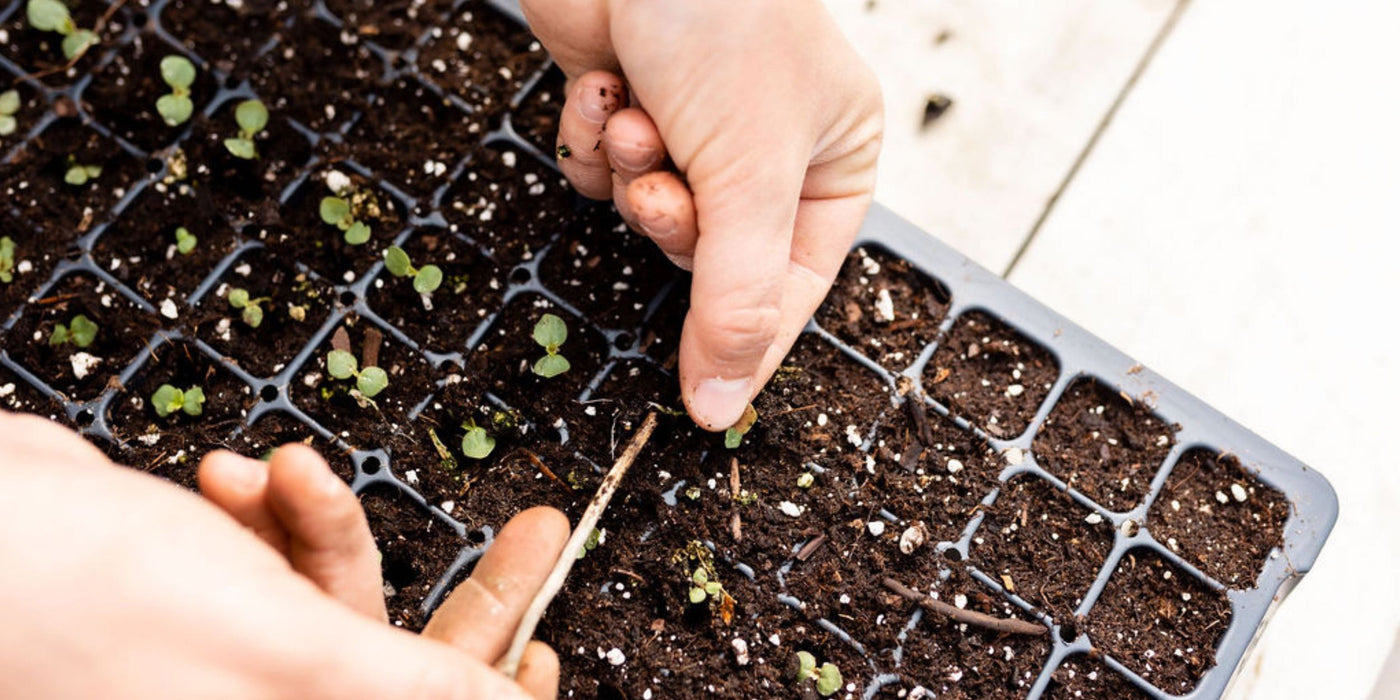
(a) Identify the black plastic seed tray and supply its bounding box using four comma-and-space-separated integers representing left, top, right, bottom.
0, 0, 1337, 698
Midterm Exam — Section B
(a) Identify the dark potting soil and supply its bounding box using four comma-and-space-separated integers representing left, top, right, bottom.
336, 78, 484, 199
440, 145, 577, 268
180, 97, 314, 222
246, 17, 386, 134
1043, 654, 1153, 700
508, 64, 565, 154
1146, 448, 1290, 587
0, 1, 129, 88
271, 168, 406, 282
814, 245, 950, 372
415, 5, 545, 117
1085, 548, 1230, 694
158, 0, 295, 76
323, 0, 455, 53
82, 36, 221, 154
926, 310, 1059, 440
191, 247, 337, 378
968, 475, 1115, 623
360, 481, 467, 630
1032, 377, 1177, 513
537, 207, 672, 330
0, 363, 66, 419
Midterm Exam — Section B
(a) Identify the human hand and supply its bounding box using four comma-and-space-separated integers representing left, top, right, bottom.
520, 0, 884, 430
0, 411, 565, 699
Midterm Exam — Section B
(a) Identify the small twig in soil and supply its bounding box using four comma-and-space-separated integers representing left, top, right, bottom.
900, 378, 936, 448
765, 403, 817, 420
362, 327, 383, 369
796, 534, 827, 562
498, 411, 659, 679
729, 457, 743, 543
882, 577, 1046, 637
516, 448, 570, 494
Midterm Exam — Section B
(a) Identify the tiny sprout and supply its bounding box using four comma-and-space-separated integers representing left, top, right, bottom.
724, 403, 759, 449
227, 288, 269, 328
156, 55, 197, 127
672, 540, 735, 624
320, 196, 371, 245
576, 528, 601, 560
460, 419, 495, 459
384, 245, 443, 294
26, 0, 96, 60
0, 90, 20, 137
793, 651, 843, 697
0, 236, 15, 283
64, 161, 102, 186
530, 313, 570, 378
688, 567, 725, 604
797, 472, 815, 489
223, 99, 268, 160
49, 314, 98, 348
326, 348, 388, 398
151, 384, 206, 418
174, 226, 197, 255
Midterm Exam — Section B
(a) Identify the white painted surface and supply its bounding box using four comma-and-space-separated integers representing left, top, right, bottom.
823, 0, 1177, 273
1005, 1, 1400, 698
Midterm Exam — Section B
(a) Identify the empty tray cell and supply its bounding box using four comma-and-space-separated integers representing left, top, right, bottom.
558, 358, 677, 467
0, 365, 65, 421
192, 248, 335, 378
248, 18, 385, 133
274, 168, 406, 282
0, 1, 129, 87
510, 64, 564, 154
360, 482, 466, 630
181, 97, 314, 220
1086, 548, 1231, 694
968, 475, 1114, 622
92, 182, 239, 304
888, 567, 1051, 699
441, 146, 576, 268
366, 227, 504, 355
872, 393, 1002, 544
464, 293, 610, 425
1, 117, 144, 250
223, 411, 355, 483
107, 340, 255, 489
1147, 449, 1290, 587
926, 310, 1059, 440
1044, 654, 1153, 700
815, 245, 950, 371
83, 39, 220, 153
292, 316, 441, 450
1032, 377, 1177, 512
416, 5, 545, 116
7, 273, 160, 402
323, 0, 455, 52
538, 208, 673, 330
158, 0, 291, 75
339, 79, 483, 199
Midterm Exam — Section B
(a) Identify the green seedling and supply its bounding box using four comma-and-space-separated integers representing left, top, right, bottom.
0, 236, 16, 283
530, 313, 570, 378
0, 90, 20, 137
460, 419, 495, 459
797, 472, 815, 489
223, 99, 267, 159
151, 384, 206, 418
156, 55, 197, 126
64, 160, 101, 186
326, 348, 388, 398
427, 427, 459, 473
793, 651, 843, 697
26, 0, 97, 60
724, 403, 758, 449
576, 528, 601, 560
320, 196, 371, 245
174, 226, 197, 255
383, 245, 443, 294
49, 314, 97, 348
672, 540, 735, 625
227, 288, 269, 328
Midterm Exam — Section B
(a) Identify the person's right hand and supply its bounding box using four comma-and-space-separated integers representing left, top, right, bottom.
0, 411, 565, 699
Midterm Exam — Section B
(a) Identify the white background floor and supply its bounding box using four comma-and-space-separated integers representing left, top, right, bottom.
823, 1, 1400, 698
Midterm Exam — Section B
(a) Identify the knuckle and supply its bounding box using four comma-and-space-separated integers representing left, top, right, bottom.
693, 289, 783, 367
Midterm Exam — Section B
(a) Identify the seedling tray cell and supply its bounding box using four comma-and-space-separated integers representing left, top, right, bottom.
0, 1, 1336, 699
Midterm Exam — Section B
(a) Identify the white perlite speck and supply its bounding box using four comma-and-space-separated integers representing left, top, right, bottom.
1006, 384, 1025, 397
731, 638, 750, 666
845, 424, 863, 447
946, 458, 964, 474
1215, 490, 1229, 504
70, 352, 101, 380
1003, 447, 1025, 466
867, 521, 886, 536
605, 648, 626, 666
1231, 483, 1248, 502
159, 298, 179, 319
779, 501, 805, 518
325, 169, 352, 194
1084, 512, 1104, 525
873, 288, 895, 322
953, 594, 968, 609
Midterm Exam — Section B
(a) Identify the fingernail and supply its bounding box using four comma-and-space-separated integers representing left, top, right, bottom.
692, 377, 753, 430
636, 211, 677, 241
577, 81, 621, 124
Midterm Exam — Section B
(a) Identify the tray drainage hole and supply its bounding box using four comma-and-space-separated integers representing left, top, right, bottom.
467, 530, 486, 546
361, 456, 382, 475
1058, 621, 1079, 643
259, 385, 278, 401
510, 267, 532, 285
223, 74, 241, 89
339, 291, 356, 306
613, 332, 634, 351
131, 10, 148, 27
75, 409, 95, 427
145, 158, 164, 174
943, 547, 964, 562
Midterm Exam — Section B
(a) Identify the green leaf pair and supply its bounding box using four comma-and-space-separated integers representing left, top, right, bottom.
49, 314, 98, 348
0, 236, 15, 284
174, 226, 197, 255
794, 651, 843, 697
27, 0, 96, 59
460, 420, 495, 459
152, 384, 206, 418
688, 567, 724, 604
227, 287, 269, 328
156, 55, 197, 127
530, 313, 571, 378
0, 90, 20, 137
64, 162, 102, 186
320, 196, 372, 245
326, 349, 389, 398
223, 100, 268, 160
383, 245, 443, 295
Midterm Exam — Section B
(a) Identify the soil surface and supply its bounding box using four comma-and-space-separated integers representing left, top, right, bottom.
815, 245, 950, 372
927, 310, 1059, 440
1147, 449, 1290, 587
364, 227, 504, 355
1032, 377, 1177, 512
1044, 654, 1153, 700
